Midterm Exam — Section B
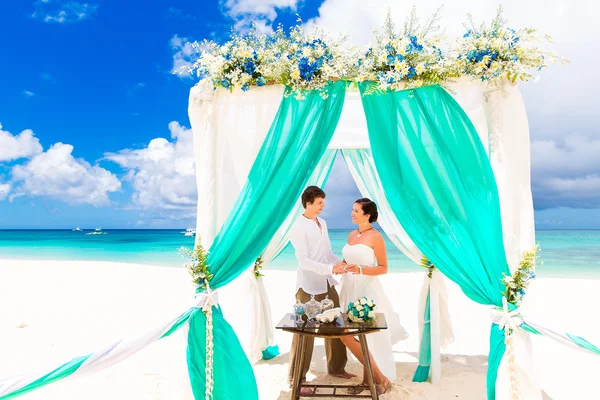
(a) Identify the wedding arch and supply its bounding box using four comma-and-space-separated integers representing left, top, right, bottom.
2, 9, 599, 400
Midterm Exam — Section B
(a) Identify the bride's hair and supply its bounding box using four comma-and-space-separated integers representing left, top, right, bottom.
355, 198, 378, 223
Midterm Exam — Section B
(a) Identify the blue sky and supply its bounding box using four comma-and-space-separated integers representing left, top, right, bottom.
0, 0, 598, 229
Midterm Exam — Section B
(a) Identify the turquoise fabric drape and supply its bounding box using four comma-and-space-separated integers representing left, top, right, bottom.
187, 81, 347, 399
413, 290, 431, 382
257, 149, 338, 361
359, 83, 509, 399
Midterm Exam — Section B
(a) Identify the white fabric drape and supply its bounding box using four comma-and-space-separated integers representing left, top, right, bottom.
341, 148, 455, 383
450, 78, 539, 400
246, 149, 338, 362
189, 83, 286, 362
189, 82, 286, 248
485, 80, 540, 400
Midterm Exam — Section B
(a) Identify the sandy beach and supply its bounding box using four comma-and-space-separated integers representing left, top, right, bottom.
1, 259, 599, 399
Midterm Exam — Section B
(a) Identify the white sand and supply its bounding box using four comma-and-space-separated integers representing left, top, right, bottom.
1, 259, 599, 400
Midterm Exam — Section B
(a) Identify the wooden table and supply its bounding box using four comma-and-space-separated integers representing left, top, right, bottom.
276, 312, 387, 400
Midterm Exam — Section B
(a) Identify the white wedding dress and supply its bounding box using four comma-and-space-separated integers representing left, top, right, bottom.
339, 244, 408, 381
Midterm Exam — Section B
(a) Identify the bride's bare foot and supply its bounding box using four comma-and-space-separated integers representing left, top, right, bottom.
376, 379, 392, 394
330, 370, 357, 379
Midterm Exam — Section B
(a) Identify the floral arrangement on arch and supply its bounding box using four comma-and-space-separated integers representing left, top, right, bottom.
455, 5, 568, 84
357, 8, 459, 92
182, 20, 355, 99
178, 7, 565, 96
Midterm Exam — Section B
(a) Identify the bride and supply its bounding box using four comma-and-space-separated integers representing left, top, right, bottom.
339, 198, 408, 394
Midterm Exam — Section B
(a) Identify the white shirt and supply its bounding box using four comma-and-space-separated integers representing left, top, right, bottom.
289, 215, 340, 295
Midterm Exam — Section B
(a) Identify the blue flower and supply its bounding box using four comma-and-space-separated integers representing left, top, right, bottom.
385, 44, 395, 55
221, 78, 231, 89
395, 53, 404, 62
241, 83, 250, 92
463, 29, 473, 38
224, 53, 232, 61
386, 55, 395, 65
244, 60, 256, 74
298, 57, 321, 82
407, 66, 416, 79
256, 76, 265, 86
408, 36, 423, 52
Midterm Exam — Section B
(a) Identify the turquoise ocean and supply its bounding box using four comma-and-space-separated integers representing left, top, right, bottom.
0, 229, 599, 279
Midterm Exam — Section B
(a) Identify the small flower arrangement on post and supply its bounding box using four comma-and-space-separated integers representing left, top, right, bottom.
501, 244, 541, 307
179, 241, 213, 292
253, 256, 264, 279
455, 5, 568, 84
420, 255, 436, 278
347, 296, 377, 323
357, 8, 458, 93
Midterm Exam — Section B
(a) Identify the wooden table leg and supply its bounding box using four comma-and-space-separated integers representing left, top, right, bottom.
291, 334, 307, 400
358, 334, 378, 400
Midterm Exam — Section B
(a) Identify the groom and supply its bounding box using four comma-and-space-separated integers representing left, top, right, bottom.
287, 186, 355, 392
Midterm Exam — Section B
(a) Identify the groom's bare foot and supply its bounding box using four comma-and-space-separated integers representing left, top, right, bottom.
330, 370, 357, 379
299, 387, 314, 395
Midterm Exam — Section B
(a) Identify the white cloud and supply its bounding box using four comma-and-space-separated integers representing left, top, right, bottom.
170, 35, 198, 77
0, 123, 43, 162
31, 1, 98, 24
22, 90, 35, 97
11, 143, 121, 206
0, 183, 10, 201
307, 0, 600, 211
104, 121, 197, 210
221, 0, 300, 32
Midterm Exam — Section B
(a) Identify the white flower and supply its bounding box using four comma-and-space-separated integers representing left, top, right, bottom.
415, 63, 426, 75
360, 298, 367, 305
368, 311, 374, 318
356, 304, 363, 311
291, 68, 300, 80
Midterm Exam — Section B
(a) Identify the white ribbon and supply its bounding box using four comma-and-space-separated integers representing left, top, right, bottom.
491, 297, 523, 331
195, 287, 219, 313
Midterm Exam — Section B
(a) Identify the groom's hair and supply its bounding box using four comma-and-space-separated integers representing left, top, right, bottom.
301, 186, 326, 208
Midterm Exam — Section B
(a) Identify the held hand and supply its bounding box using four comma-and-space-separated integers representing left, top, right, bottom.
332, 262, 347, 274
345, 264, 361, 274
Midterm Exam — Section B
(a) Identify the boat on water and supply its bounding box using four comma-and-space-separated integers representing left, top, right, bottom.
72, 226, 82, 232
85, 227, 108, 235
182, 228, 196, 237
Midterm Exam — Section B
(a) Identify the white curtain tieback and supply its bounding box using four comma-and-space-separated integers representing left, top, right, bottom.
195, 288, 219, 313
490, 297, 523, 331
